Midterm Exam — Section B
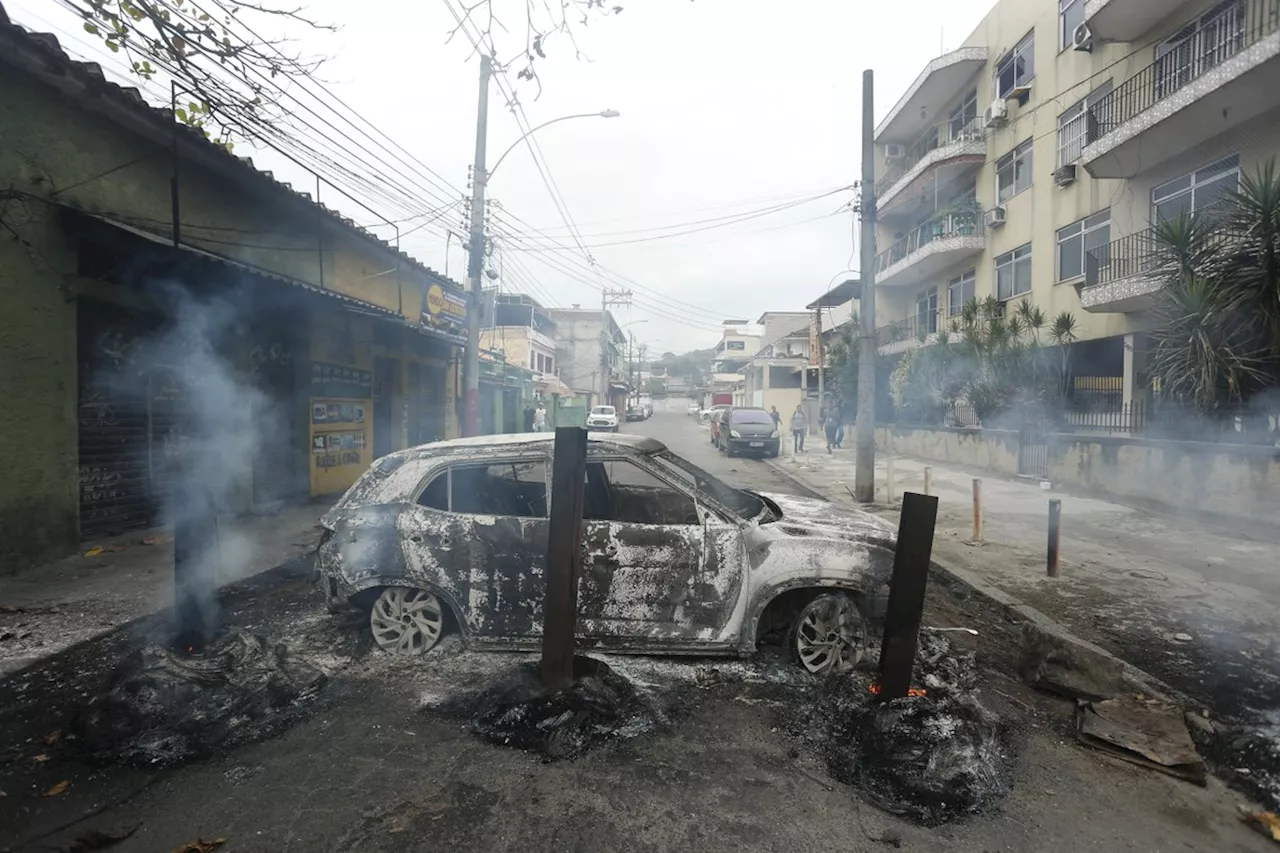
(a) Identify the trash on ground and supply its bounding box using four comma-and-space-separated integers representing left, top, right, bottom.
434, 655, 675, 760
1076, 695, 1205, 785
44, 779, 70, 796
75, 632, 326, 767
82, 545, 125, 557
169, 838, 227, 853
141, 534, 173, 546
1020, 621, 1122, 701
1238, 806, 1280, 844
44, 729, 62, 746
793, 630, 1011, 826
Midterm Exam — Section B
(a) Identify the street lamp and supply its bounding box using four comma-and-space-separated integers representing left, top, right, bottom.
486, 110, 622, 182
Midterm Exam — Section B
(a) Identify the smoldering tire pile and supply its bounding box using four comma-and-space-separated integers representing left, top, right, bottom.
435, 656, 673, 760
75, 632, 326, 766
796, 631, 1012, 825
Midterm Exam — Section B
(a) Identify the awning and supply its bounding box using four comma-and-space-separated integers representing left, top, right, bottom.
62, 208, 467, 346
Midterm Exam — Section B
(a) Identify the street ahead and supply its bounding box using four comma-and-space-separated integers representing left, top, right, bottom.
0, 409, 1270, 853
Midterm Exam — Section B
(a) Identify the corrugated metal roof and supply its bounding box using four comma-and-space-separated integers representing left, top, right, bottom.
0, 7, 464, 293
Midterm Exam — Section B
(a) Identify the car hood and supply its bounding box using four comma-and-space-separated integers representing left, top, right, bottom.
755, 491, 897, 546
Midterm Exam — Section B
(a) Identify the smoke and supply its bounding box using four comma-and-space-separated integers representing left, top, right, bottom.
95, 280, 283, 642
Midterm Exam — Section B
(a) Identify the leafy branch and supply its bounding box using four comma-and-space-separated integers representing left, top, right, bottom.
56, 0, 333, 147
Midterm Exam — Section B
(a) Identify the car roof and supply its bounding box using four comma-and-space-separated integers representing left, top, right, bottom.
397, 431, 665, 458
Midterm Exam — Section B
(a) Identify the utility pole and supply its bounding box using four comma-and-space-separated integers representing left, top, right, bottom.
600, 287, 631, 406
813, 305, 825, 417
462, 54, 493, 438
854, 69, 878, 503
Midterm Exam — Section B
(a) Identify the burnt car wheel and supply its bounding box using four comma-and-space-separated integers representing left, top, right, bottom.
369, 586, 445, 655
789, 593, 866, 674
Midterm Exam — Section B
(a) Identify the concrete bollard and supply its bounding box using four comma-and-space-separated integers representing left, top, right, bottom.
1047, 499, 1062, 577
886, 453, 896, 504
972, 478, 983, 543
924, 466, 932, 496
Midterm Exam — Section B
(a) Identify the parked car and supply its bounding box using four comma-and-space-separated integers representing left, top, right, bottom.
317, 433, 896, 673
700, 404, 729, 423
626, 405, 646, 422
687, 402, 701, 416
587, 405, 620, 431
717, 407, 781, 458
642, 402, 653, 419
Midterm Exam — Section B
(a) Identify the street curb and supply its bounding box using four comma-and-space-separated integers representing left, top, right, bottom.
759, 456, 1181, 705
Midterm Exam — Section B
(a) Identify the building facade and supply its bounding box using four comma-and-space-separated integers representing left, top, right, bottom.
0, 16, 470, 570
871, 0, 1280, 407
742, 311, 818, 417
548, 308, 629, 409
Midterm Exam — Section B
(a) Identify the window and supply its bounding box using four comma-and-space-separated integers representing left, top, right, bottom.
1060, 0, 1085, 50
949, 89, 979, 139
996, 31, 1035, 99
915, 289, 939, 335
1152, 155, 1240, 223
948, 270, 976, 317
418, 461, 549, 517
996, 139, 1034, 202
546, 358, 554, 374
995, 244, 1033, 301
585, 459, 699, 526
1057, 81, 1112, 167
1057, 210, 1111, 281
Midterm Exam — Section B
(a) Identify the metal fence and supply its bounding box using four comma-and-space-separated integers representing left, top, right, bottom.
1088, 0, 1279, 138
882, 119, 984, 189
876, 208, 984, 275
875, 310, 940, 348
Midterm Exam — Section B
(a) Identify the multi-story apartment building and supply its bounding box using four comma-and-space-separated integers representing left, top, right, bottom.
548, 307, 629, 408
871, 0, 1280, 408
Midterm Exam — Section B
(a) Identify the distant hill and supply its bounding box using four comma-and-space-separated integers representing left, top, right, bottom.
653, 348, 716, 385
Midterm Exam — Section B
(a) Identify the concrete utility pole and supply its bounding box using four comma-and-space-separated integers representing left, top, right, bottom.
599, 287, 631, 404
854, 69, 878, 503
813, 305, 825, 415
462, 54, 492, 438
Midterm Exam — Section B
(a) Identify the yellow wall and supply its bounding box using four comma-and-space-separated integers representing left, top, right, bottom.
308, 310, 375, 496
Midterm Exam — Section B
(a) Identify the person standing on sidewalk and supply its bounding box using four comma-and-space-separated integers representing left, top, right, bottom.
770, 406, 782, 431
823, 408, 839, 454
533, 403, 547, 432
791, 404, 808, 453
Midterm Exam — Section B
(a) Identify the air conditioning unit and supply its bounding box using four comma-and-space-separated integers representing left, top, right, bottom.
1073, 22, 1094, 52
984, 206, 1007, 228
884, 143, 906, 160
1054, 164, 1078, 187
983, 99, 1008, 129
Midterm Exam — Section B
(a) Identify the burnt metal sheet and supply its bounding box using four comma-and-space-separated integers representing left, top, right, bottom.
1076, 696, 1206, 785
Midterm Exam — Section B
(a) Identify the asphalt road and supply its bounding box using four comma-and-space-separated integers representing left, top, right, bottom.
0, 409, 1269, 853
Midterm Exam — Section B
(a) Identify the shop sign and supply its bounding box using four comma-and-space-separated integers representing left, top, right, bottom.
311, 362, 372, 399
421, 282, 468, 340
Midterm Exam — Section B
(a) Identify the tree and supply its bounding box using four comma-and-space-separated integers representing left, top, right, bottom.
824, 315, 860, 418
62, 0, 332, 146
1146, 159, 1280, 423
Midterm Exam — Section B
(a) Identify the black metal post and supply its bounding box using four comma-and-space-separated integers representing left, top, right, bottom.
540, 426, 588, 688
878, 491, 939, 700
1047, 498, 1062, 577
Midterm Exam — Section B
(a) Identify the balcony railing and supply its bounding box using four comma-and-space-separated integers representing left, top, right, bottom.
875, 310, 939, 348
876, 208, 984, 275
883, 118, 983, 189
1087, 0, 1279, 138
1084, 230, 1155, 287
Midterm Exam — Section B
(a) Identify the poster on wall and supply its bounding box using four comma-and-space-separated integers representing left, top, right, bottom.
311, 362, 372, 399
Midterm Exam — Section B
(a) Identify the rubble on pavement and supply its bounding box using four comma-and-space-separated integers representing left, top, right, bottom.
1019, 620, 1123, 702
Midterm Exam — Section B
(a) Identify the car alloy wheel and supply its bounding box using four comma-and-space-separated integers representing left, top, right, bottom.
369, 586, 445, 655
791, 593, 866, 674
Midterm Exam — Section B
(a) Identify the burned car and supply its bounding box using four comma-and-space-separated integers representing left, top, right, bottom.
317, 434, 898, 673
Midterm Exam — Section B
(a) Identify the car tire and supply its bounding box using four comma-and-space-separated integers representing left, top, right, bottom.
369, 586, 446, 655
788, 592, 866, 675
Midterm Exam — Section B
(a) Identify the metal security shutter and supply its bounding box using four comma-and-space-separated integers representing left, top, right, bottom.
77, 305, 156, 539
250, 336, 299, 511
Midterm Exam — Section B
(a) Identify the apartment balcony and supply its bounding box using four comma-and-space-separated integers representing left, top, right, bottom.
1082, 0, 1280, 179
874, 209, 985, 289
879, 120, 987, 221
1083, 0, 1187, 43
1080, 230, 1162, 312
875, 47, 988, 144
875, 310, 944, 356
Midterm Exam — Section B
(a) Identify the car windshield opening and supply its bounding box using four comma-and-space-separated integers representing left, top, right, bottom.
651, 451, 770, 521
731, 410, 773, 425
592, 406, 615, 415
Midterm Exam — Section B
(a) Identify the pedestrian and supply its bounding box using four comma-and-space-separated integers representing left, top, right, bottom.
523, 404, 535, 432
824, 408, 839, 454
770, 406, 781, 430
533, 403, 547, 433
791, 404, 808, 453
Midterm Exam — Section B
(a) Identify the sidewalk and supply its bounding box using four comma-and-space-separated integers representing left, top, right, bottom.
766, 444, 1280, 722
0, 505, 324, 676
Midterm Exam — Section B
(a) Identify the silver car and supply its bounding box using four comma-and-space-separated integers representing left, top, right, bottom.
317, 433, 897, 673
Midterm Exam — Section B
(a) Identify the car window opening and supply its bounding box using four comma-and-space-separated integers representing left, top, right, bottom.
651, 451, 772, 522
583, 460, 701, 526
417, 462, 548, 517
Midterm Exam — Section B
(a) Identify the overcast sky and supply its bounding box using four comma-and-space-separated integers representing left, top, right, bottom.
10, 0, 992, 354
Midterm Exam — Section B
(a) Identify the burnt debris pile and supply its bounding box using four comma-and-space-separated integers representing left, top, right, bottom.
800, 631, 1011, 825
75, 632, 326, 766
436, 655, 669, 760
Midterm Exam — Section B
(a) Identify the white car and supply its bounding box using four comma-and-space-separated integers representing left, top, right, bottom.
687, 402, 701, 416
587, 405, 620, 431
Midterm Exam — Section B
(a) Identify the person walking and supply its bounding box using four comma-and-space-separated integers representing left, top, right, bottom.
770, 406, 782, 430
523, 404, 535, 433
823, 407, 839, 454
533, 403, 547, 433
791, 404, 808, 453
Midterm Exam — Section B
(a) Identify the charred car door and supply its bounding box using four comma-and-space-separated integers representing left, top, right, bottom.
577, 456, 743, 649
411, 459, 550, 642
